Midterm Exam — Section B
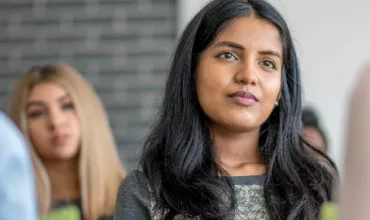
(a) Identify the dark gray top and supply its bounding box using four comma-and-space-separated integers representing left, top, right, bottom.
114, 171, 269, 220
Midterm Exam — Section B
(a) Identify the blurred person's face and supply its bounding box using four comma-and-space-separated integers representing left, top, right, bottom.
26, 82, 81, 161
196, 16, 282, 132
303, 127, 326, 152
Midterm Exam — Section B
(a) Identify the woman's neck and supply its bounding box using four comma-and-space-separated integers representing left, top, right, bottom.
44, 157, 80, 201
211, 125, 267, 176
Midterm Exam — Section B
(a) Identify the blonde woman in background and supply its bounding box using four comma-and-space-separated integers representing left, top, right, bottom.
8, 63, 126, 220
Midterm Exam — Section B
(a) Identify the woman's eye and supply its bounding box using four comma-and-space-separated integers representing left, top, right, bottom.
28, 111, 44, 118
62, 103, 74, 110
216, 52, 238, 61
261, 60, 277, 69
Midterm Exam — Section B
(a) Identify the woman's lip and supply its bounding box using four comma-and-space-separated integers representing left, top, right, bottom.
230, 91, 258, 101
51, 134, 70, 146
230, 96, 257, 106
229, 91, 258, 106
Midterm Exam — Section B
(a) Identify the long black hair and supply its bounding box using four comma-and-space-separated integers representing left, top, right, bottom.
139, 0, 337, 219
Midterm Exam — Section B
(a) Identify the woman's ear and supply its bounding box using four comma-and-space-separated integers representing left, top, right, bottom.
275, 93, 281, 107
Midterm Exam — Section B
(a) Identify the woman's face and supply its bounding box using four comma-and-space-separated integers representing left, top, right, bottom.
303, 127, 326, 152
26, 82, 81, 161
196, 16, 283, 132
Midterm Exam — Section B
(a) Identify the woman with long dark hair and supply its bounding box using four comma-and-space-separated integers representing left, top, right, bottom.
114, 0, 337, 219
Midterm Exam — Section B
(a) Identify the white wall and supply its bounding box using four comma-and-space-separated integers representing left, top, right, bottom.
177, 0, 210, 35
177, 0, 370, 170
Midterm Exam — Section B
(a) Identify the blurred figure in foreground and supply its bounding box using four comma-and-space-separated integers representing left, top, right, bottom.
8, 63, 126, 220
339, 62, 370, 220
302, 107, 328, 152
0, 111, 37, 220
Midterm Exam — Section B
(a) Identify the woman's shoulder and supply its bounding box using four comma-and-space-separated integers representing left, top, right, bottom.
117, 170, 150, 200
117, 169, 151, 199
118, 170, 149, 192
114, 170, 153, 219
98, 215, 113, 220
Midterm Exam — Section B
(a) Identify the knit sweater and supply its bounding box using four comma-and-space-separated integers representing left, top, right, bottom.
114, 171, 269, 220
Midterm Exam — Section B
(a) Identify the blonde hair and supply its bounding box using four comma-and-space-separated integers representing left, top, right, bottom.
8, 63, 126, 219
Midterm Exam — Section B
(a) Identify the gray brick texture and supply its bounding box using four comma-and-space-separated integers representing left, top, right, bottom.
0, 0, 177, 171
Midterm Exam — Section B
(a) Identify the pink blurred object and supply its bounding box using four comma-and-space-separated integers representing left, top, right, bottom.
339, 62, 370, 220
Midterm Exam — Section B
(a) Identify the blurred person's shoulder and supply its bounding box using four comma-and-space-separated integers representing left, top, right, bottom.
0, 111, 20, 135
0, 113, 38, 219
0, 111, 27, 152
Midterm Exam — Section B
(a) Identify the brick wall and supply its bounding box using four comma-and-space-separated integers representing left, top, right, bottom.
0, 0, 177, 171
